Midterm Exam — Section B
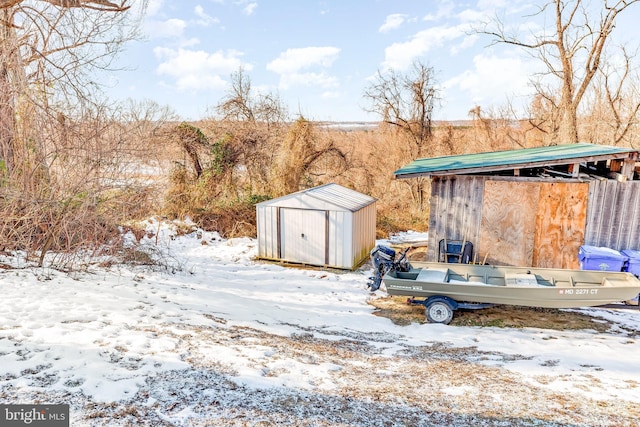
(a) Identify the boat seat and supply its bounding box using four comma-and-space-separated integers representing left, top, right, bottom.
602, 277, 629, 287
505, 273, 540, 287
416, 268, 449, 283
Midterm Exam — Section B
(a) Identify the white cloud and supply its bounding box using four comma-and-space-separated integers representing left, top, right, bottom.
379, 14, 408, 33
267, 47, 341, 90
457, 8, 487, 23
236, 1, 258, 15
146, 0, 164, 17
444, 53, 533, 110
450, 34, 479, 55
424, 0, 455, 22
382, 25, 468, 70
282, 72, 339, 90
180, 37, 202, 48
267, 47, 340, 74
194, 5, 219, 26
154, 47, 250, 91
477, 0, 512, 10
145, 18, 187, 39
321, 90, 341, 99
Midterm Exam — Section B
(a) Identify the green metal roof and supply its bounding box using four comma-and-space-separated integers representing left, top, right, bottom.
394, 143, 638, 178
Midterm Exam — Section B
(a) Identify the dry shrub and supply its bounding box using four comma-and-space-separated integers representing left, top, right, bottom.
272, 117, 349, 196
193, 201, 257, 238
0, 98, 170, 269
323, 125, 433, 235
162, 159, 262, 237
0, 187, 113, 267
163, 118, 352, 238
162, 159, 262, 238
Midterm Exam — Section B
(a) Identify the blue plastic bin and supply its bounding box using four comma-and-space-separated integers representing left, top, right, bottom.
621, 249, 640, 277
578, 245, 628, 271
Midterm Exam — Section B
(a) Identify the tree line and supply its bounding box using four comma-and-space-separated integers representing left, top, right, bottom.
0, 0, 639, 269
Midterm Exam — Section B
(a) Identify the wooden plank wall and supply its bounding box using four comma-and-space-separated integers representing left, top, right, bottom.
428, 176, 591, 268
585, 180, 640, 251
427, 176, 486, 262
479, 181, 540, 266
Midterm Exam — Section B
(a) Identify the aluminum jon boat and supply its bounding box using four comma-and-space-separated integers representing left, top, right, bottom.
367, 245, 640, 324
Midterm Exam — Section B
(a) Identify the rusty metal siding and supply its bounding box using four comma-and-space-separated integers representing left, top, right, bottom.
585, 180, 640, 251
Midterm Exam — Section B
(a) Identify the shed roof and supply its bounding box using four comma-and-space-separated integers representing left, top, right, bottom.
394, 143, 638, 179
257, 183, 376, 212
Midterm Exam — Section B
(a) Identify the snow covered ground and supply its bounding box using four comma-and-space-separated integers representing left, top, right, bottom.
1, 219, 639, 426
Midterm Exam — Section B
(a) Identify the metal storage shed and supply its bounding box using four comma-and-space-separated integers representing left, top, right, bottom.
256, 183, 376, 269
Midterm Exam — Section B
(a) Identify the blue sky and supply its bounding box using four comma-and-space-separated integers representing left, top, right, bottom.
107, 0, 640, 122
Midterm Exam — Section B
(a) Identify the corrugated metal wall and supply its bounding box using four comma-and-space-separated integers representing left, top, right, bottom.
280, 208, 327, 265
257, 205, 279, 259
352, 204, 377, 267
585, 180, 640, 251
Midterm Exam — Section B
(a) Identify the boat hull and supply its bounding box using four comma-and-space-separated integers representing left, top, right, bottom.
383, 262, 640, 309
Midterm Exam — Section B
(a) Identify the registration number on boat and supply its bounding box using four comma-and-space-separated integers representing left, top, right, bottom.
559, 289, 598, 295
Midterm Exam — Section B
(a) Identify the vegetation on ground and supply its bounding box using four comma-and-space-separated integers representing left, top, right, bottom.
1, 1, 640, 269
368, 295, 614, 331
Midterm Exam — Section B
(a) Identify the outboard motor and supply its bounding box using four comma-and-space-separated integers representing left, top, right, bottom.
367, 245, 411, 291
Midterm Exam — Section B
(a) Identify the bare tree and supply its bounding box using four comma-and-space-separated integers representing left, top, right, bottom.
0, 1, 151, 267
172, 122, 209, 179
362, 61, 439, 211
1, 0, 145, 175
582, 47, 640, 147
217, 67, 288, 125
478, 0, 639, 144
1, 1, 130, 11
468, 105, 528, 151
215, 68, 288, 196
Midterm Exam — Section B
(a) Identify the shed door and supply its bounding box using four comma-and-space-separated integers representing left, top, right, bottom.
281, 208, 326, 265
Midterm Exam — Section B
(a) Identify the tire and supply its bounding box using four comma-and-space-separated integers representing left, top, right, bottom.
425, 300, 454, 324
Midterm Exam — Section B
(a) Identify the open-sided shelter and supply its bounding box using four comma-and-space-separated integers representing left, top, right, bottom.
256, 183, 376, 269
394, 143, 640, 269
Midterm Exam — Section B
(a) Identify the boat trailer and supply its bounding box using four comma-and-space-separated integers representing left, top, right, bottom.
368, 244, 640, 325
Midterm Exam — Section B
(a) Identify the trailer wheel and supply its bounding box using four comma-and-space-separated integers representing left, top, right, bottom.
425, 299, 454, 324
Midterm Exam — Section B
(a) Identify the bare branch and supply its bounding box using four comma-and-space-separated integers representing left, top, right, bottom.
362, 60, 439, 210
1, 0, 130, 12
476, 0, 640, 144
